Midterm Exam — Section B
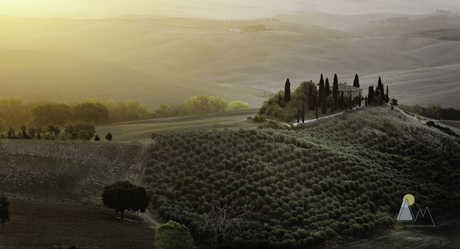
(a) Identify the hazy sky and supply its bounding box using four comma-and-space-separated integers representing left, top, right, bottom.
1, 0, 459, 18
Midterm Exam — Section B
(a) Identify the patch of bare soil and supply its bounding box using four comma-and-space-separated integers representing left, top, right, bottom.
0, 198, 156, 249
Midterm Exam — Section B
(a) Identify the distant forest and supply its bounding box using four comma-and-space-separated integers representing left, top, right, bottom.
0, 97, 151, 132
0, 95, 250, 139
152, 96, 250, 119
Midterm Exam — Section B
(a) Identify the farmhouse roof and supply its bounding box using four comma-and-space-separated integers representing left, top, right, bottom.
330, 83, 362, 92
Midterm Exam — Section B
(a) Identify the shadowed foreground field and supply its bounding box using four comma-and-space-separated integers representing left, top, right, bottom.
0, 198, 156, 249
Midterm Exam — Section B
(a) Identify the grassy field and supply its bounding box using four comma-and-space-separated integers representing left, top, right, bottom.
0, 198, 156, 249
439, 120, 460, 134
0, 140, 146, 202
95, 108, 259, 142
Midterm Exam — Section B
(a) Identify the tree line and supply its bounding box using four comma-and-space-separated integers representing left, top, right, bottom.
400, 103, 460, 120
152, 95, 250, 118
0, 97, 151, 132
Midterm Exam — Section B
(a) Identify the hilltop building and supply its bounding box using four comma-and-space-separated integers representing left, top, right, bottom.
330, 83, 362, 98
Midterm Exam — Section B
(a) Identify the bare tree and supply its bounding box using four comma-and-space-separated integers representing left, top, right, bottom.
199, 200, 254, 249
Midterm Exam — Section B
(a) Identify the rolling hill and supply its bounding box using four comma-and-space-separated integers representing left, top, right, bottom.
0, 49, 265, 108
2, 15, 460, 109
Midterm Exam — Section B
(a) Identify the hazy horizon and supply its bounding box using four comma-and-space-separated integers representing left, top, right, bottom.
1, 0, 460, 19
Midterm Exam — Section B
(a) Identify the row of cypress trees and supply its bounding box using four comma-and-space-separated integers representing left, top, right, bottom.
283, 74, 364, 122
367, 77, 389, 105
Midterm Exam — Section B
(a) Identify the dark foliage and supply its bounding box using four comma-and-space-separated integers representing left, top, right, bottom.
145, 120, 460, 248
284, 78, 291, 103
0, 195, 10, 226
102, 181, 149, 220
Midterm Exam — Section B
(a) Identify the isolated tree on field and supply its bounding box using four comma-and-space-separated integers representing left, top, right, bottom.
0, 195, 10, 226
318, 75, 324, 107
353, 74, 360, 88
155, 220, 193, 249
199, 201, 254, 249
284, 78, 291, 103
102, 180, 149, 220
106, 133, 113, 141
94, 135, 100, 141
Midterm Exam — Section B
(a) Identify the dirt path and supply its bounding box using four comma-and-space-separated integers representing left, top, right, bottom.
124, 142, 163, 229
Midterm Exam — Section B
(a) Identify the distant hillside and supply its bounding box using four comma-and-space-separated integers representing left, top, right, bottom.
2, 16, 460, 108
0, 49, 264, 108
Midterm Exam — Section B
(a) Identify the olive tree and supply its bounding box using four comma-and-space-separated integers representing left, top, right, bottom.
155, 220, 193, 249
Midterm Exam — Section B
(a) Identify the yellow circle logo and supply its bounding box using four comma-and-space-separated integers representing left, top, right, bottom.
403, 194, 415, 206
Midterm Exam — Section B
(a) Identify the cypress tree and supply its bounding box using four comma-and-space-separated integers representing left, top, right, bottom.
333, 74, 339, 111
321, 90, 327, 115
368, 86, 374, 105
318, 75, 324, 107
378, 77, 384, 102
284, 78, 291, 103
325, 78, 330, 98
386, 86, 389, 103
353, 74, 360, 88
